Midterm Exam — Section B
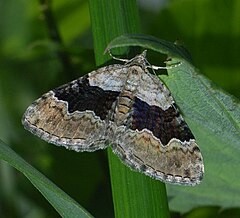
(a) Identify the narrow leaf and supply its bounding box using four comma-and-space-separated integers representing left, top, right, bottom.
89, 1, 170, 218
0, 139, 93, 218
105, 33, 192, 62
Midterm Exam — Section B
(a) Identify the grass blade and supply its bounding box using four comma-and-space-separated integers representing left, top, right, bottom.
88, 1, 170, 217
0, 139, 93, 218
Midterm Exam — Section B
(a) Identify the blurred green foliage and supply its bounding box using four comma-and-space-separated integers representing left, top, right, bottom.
0, 0, 239, 217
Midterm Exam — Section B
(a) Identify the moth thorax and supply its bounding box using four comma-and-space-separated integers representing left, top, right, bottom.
114, 91, 134, 126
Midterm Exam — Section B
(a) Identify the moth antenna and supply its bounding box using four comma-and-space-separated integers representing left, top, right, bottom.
107, 49, 130, 62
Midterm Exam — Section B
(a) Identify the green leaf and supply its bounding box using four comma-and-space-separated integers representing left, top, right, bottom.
0, 139, 93, 218
106, 33, 240, 212
165, 59, 240, 212
89, 1, 170, 218
105, 33, 192, 62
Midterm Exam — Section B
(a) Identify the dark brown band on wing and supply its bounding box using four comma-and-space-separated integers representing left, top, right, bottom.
53, 75, 120, 120
131, 97, 195, 146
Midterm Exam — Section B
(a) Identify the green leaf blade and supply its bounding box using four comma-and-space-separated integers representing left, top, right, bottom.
0, 139, 93, 218
89, 1, 170, 218
163, 59, 240, 211
105, 34, 192, 62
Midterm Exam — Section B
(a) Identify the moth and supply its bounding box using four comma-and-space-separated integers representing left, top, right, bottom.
22, 51, 204, 186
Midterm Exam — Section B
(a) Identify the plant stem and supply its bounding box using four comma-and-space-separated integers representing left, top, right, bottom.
38, 0, 74, 78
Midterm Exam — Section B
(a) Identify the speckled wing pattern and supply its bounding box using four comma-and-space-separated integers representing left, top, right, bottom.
22, 51, 204, 186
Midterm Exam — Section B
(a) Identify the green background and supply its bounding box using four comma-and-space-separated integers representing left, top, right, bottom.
0, 0, 239, 217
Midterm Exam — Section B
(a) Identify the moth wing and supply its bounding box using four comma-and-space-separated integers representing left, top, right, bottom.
111, 68, 204, 185
22, 65, 127, 151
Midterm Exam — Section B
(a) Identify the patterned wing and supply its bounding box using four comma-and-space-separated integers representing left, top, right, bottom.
111, 65, 204, 185
22, 65, 126, 151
